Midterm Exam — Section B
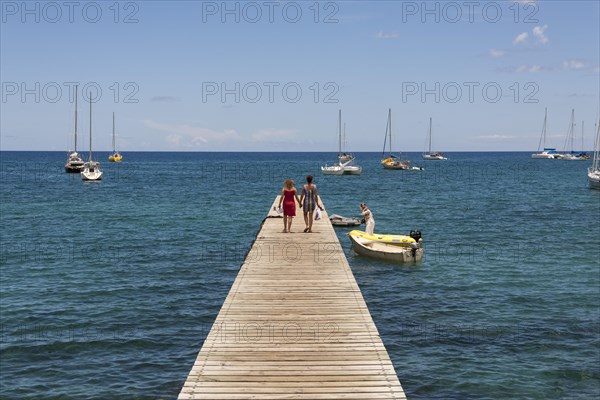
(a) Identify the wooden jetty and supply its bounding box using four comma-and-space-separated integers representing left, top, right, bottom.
179, 196, 407, 399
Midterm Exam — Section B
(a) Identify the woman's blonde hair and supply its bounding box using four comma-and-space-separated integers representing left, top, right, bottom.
284, 179, 295, 188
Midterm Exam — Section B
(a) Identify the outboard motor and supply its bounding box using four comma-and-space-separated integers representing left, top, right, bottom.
409, 230, 422, 258
409, 230, 422, 244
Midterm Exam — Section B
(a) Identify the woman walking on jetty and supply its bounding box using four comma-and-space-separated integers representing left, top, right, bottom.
300, 175, 324, 233
278, 179, 301, 233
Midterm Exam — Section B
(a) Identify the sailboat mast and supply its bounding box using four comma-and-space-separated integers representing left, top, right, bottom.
536, 108, 547, 152
428, 117, 432, 153
74, 85, 78, 152
594, 121, 600, 171
542, 107, 547, 149
581, 121, 584, 153
388, 108, 392, 154
382, 113, 387, 157
112, 112, 116, 153
343, 123, 346, 154
89, 93, 92, 162
571, 109, 575, 152
338, 109, 342, 156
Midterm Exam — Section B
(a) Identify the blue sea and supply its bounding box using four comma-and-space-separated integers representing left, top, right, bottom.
1, 151, 599, 399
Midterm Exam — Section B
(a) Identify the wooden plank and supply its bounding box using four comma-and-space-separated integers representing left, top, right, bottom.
178, 196, 407, 400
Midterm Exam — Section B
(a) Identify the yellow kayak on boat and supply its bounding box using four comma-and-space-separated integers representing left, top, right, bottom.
349, 230, 417, 247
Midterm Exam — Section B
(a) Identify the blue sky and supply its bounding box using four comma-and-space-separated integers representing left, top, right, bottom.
1, 0, 599, 151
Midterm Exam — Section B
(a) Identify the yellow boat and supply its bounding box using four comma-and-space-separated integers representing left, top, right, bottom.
381, 109, 411, 170
349, 230, 423, 262
381, 157, 410, 170
108, 152, 122, 162
349, 230, 418, 248
108, 112, 123, 162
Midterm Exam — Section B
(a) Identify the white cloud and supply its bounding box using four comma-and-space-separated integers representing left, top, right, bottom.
476, 135, 516, 141
489, 48, 506, 58
529, 65, 542, 73
251, 129, 297, 142
375, 31, 399, 40
562, 59, 587, 70
513, 32, 529, 45
515, 65, 528, 73
532, 25, 549, 44
142, 119, 240, 147
513, 64, 548, 73
512, 26, 549, 46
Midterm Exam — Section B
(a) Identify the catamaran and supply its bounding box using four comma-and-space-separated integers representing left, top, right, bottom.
422, 117, 447, 160
81, 94, 103, 181
532, 108, 561, 159
108, 112, 122, 162
322, 110, 362, 175
64, 86, 85, 172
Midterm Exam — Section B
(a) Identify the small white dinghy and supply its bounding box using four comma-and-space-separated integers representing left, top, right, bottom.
349, 231, 423, 262
329, 214, 361, 227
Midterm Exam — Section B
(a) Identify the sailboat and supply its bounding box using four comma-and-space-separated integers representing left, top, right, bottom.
531, 108, 561, 159
561, 109, 587, 161
422, 117, 447, 160
338, 123, 354, 162
322, 110, 362, 175
588, 121, 600, 189
81, 94, 103, 181
64, 86, 85, 172
108, 112, 122, 162
381, 109, 411, 170
341, 124, 362, 175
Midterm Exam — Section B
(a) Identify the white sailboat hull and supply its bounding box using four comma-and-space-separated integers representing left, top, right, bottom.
531, 153, 560, 159
588, 168, 600, 189
560, 154, 588, 161
323, 159, 361, 175
81, 171, 103, 181
422, 154, 447, 160
343, 165, 362, 175
321, 165, 344, 175
81, 162, 103, 181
